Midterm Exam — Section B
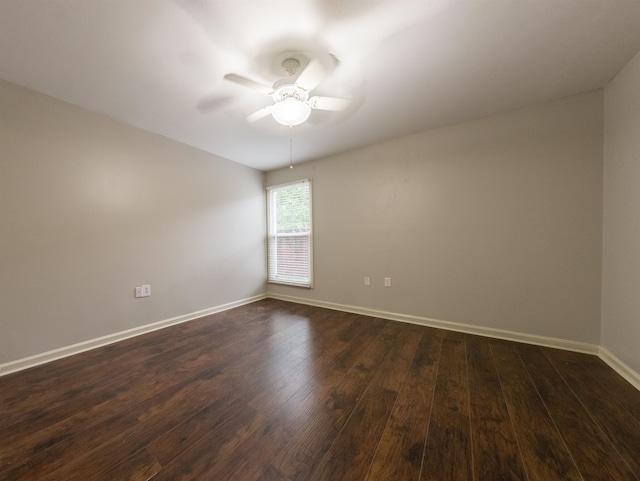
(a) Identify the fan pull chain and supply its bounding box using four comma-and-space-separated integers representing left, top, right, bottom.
289, 126, 294, 169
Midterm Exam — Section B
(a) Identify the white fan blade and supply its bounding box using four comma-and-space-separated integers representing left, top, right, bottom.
247, 105, 274, 123
295, 59, 325, 92
224, 74, 273, 95
309, 96, 351, 111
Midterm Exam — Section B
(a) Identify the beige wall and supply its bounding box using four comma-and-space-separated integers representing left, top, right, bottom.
0, 77, 614, 365
602, 50, 640, 373
267, 90, 604, 344
0, 80, 266, 364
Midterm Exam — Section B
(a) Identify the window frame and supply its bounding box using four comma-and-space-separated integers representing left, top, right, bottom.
266, 179, 313, 288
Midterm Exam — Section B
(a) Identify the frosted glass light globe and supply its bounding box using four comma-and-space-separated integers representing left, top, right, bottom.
272, 99, 311, 126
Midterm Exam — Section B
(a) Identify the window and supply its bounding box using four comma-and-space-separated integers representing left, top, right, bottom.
266, 179, 313, 287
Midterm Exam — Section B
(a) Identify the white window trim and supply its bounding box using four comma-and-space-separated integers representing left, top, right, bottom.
266, 179, 313, 288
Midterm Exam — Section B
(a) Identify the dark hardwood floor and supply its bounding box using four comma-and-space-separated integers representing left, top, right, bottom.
1, 298, 639, 481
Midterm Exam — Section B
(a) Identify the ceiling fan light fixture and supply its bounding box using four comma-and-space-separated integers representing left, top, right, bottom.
272, 98, 311, 126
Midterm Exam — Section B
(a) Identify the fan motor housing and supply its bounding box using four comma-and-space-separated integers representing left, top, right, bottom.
272, 82, 310, 102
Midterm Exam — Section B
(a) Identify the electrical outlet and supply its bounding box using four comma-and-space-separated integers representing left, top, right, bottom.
384, 277, 392, 287
135, 285, 151, 298
364, 276, 371, 286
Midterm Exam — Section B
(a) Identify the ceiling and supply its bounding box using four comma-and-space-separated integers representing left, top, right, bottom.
2, 0, 640, 172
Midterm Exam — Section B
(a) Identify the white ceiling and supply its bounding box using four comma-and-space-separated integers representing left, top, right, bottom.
2, 0, 640, 171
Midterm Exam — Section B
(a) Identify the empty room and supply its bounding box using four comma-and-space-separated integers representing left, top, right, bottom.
1, 1, 640, 480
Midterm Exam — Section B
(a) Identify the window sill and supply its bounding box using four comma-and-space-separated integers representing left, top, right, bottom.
268, 280, 313, 289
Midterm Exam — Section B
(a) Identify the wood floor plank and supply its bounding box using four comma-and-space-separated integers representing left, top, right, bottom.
270, 370, 370, 481
335, 313, 369, 339
198, 411, 291, 481
420, 332, 472, 481
430, 332, 469, 415
256, 465, 293, 481
8, 322, 300, 480
466, 335, 527, 481
2, 361, 232, 480
271, 321, 403, 480
369, 323, 422, 392
309, 384, 398, 481
0, 304, 271, 412
329, 316, 386, 373
36, 446, 161, 481
349, 321, 404, 381
543, 347, 640, 477
0, 383, 119, 439
100, 447, 162, 481
1, 393, 140, 480
489, 340, 583, 481
31, 369, 224, 481
516, 343, 638, 481
0, 304, 288, 439
319, 312, 376, 348
147, 390, 241, 466
571, 351, 640, 422
421, 405, 472, 481
0, 300, 270, 408
261, 317, 321, 359
289, 317, 351, 362
247, 356, 317, 418
2, 300, 639, 481
143, 336, 310, 467
148, 404, 265, 481
366, 327, 443, 481
0, 328, 176, 406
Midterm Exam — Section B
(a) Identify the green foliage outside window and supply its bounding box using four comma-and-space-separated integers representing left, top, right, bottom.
275, 185, 310, 233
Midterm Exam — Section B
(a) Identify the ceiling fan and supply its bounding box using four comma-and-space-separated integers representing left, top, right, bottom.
224, 57, 350, 126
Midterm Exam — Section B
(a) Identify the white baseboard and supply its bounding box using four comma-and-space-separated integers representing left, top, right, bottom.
0, 294, 267, 377
269, 294, 640, 391
598, 347, 640, 391
267, 293, 599, 355
4, 293, 638, 393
